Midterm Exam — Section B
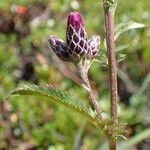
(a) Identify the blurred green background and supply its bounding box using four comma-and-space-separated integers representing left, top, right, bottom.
0, 0, 150, 149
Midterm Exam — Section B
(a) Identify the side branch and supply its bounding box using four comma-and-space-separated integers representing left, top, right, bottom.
77, 62, 103, 121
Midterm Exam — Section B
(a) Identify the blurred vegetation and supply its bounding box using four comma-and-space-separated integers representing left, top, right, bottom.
0, 0, 150, 149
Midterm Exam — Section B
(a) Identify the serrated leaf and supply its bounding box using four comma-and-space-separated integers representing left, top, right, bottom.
7, 83, 97, 126
115, 21, 145, 40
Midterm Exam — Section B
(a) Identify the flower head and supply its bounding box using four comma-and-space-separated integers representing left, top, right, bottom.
48, 11, 100, 62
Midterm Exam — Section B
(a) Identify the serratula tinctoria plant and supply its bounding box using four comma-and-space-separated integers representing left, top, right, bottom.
7, 0, 145, 149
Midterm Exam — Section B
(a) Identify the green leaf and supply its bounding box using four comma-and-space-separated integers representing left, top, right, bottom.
116, 45, 128, 52
103, 21, 144, 49
7, 83, 97, 126
115, 21, 145, 40
116, 53, 126, 63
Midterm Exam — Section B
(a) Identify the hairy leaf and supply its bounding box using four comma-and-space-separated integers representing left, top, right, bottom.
103, 21, 144, 50
7, 83, 97, 125
115, 21, 145, 40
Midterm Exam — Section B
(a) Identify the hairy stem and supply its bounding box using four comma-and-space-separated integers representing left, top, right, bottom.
78, 61, 103, 121
102, 0, 118, 149
105, 9, 118, 127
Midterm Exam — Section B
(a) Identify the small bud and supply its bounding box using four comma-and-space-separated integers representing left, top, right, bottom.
48, 36, 70, 61
88, 35, 100, 57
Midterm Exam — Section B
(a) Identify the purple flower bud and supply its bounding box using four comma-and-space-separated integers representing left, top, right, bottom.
48, 12, 100, 63
88, 35, 100, 57
66, 12, 88, 60
48, 36, 70, 61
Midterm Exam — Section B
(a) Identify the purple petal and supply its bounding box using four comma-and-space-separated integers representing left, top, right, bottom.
67, 12, 84, 30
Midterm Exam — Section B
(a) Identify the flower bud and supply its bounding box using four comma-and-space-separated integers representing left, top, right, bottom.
66, 12, 88, 60
88, 35, 100, 57
48, 12, 100, 63
48, 36, 70, 61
